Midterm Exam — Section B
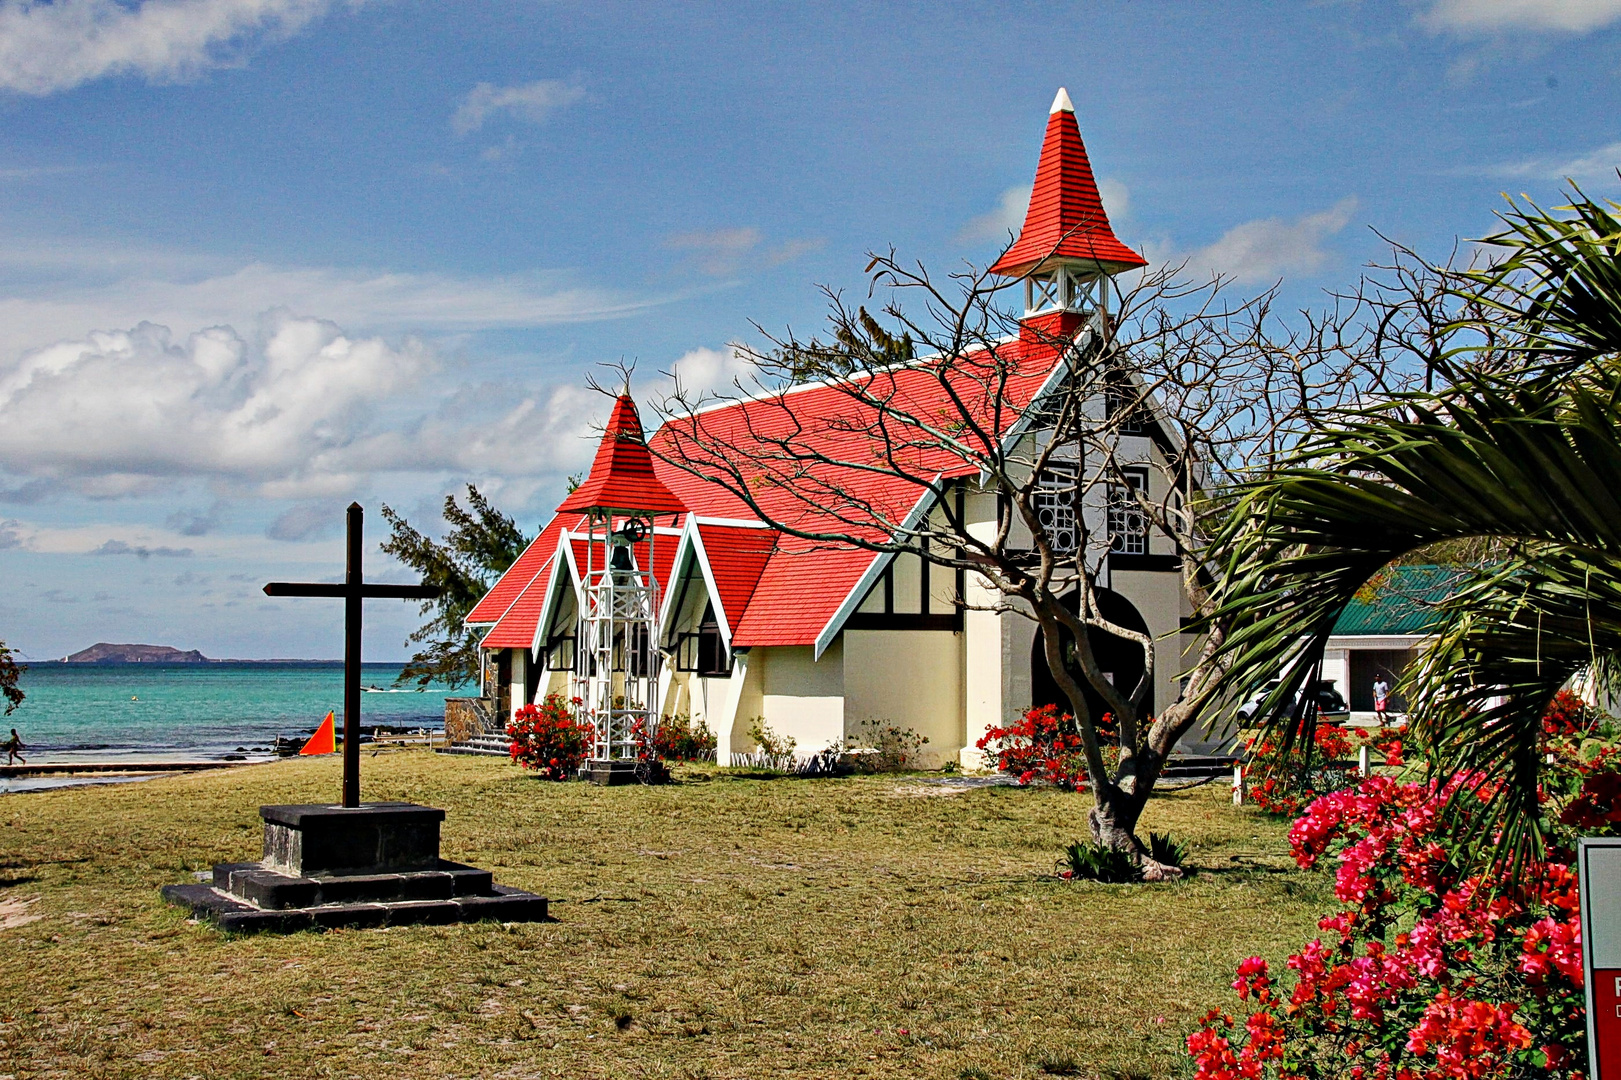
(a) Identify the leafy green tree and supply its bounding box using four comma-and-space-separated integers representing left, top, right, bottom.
381, 487, 531, 689
0, 641, 22, 715
1206, 190, 1621, 868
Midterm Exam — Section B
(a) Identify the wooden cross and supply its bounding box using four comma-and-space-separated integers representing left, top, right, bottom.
263, 503, 442, 808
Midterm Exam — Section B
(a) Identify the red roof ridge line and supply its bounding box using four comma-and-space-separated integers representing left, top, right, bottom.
670, 331, 1023, 423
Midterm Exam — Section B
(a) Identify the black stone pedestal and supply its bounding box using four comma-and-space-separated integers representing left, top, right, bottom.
584, 759, 639, 786
161, 802, 548, 933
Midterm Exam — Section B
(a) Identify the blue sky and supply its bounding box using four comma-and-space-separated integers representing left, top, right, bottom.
2, 0, 1620, 662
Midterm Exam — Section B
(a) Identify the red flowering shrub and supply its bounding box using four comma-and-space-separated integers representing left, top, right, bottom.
1368, 727, 1405, 768
1246, 722, 1361, 817
649, 713, 718, 762
1192, 688, 1621, 1080
507, 694, 595, 779
976, 703, 1114, 789
1541, 689, 1592, 740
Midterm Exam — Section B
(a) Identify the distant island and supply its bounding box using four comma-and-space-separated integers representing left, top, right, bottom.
62, 643, 209, 664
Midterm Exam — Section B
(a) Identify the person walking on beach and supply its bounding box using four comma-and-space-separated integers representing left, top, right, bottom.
4, 728, 23, 765
1372, 675, 1391, 727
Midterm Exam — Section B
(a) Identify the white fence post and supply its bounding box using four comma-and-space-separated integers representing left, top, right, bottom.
1358, 745, 1370, 777
1232, 762, 1245, 806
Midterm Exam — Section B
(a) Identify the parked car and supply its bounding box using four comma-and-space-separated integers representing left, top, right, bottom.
1236, 679, 1350, 725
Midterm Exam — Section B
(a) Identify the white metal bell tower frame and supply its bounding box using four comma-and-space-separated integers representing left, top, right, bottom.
572, 510, 662, 763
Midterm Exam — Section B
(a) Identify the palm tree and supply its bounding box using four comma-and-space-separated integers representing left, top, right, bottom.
1206, 190, 1621, 866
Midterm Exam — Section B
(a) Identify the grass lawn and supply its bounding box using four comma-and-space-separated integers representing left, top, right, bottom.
0, 751, 1332, 1080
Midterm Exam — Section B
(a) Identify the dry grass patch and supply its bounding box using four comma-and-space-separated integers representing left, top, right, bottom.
0, 752, 1327, 1079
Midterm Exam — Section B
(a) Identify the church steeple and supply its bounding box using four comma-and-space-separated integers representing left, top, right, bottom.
990, 88, 1146, 319
557, 393, 687, 517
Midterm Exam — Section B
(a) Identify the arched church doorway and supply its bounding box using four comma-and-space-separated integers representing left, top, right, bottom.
1030, 588, 1153, 725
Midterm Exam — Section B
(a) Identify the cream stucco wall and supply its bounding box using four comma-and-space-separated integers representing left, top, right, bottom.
752, 640, 844, 756
510, 650, 529, 718
843, 629, 963, 768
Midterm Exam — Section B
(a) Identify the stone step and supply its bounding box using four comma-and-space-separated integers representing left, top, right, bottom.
433, 731, 511, 758
162, 881, 549, 933
434, 745, 511, 758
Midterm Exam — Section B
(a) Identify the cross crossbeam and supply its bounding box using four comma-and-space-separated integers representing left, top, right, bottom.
263, 502, 442, 808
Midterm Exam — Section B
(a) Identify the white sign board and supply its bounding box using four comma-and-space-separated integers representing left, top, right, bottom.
1580, 837, 1621, 1079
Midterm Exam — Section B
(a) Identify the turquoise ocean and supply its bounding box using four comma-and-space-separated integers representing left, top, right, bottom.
9, 663, 452, 764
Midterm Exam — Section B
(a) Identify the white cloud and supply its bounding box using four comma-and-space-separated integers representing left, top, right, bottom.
452, 79, 584, 135
1493, 140, 1621, 182
0, 0, 350, 96
1187, 197, 1358, 284
265, 501, 338, 541
959, 185, 1031, 245
0, 309, 609, 501
1419, 0, 1621, 33
0, 251, 668, 366
664, 344, 754, 398
93, 539, 194, 558
1097, 178, 1131, 221
662, 228, 823, 276
0, 312, 428, 489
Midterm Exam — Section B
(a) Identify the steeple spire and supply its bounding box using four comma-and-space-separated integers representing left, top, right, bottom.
557, 393, 687, 516
990, 87, 1146, 317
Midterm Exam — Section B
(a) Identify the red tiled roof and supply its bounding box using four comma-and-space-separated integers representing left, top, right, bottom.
730, 543, 877, 648
692, 522, 779, 639
652, 343, 1064, 649
989, 88, 1146, 279
465, 512, 580, 625
557, 394, 688, 515
481, 552, 562, 648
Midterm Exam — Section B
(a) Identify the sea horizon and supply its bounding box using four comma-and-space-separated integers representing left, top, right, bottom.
5, 662, 456, 765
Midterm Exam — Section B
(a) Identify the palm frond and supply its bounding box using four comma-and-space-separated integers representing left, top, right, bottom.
1204, 366, 1621, 864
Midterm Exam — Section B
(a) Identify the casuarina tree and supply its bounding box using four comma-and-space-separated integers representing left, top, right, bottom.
381, 486, 531, 689
0, 641, 22, 715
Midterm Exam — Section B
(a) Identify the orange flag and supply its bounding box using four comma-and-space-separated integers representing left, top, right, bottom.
300, 711, 336, 756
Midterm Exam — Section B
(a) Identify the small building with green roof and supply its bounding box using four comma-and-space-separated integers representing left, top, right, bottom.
1322, 564, 1459, 717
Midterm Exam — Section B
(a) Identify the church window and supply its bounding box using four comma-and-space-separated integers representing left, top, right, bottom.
1109, 468, 1149, 555
676, 603, 731, 677
1106, 380, 1147, 435
1035, 466, 1079, 554
542, 633, 576, 672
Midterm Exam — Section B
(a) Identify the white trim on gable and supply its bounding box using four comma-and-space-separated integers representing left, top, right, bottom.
528, 532, 586, 658
658, 518, 738, 654
691, 515, 772, 529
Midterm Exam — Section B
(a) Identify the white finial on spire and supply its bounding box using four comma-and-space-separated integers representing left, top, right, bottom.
1050, 87, 1074, 115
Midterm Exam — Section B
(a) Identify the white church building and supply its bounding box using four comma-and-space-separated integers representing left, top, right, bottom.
465, 90, 1201, 769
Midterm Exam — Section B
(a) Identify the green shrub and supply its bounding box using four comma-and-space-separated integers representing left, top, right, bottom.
656, 713, 718, 762
846, 718, 929, 772
1147, 831, 1191, 873
1056, 839, 1139, 883
738, 718, 796, 770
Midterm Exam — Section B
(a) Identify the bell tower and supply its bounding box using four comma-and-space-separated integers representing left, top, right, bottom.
556, 389, 687, 784
989, 88, 1147, 333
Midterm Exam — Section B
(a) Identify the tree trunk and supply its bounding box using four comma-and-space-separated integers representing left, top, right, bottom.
1089, 767, 1183, 881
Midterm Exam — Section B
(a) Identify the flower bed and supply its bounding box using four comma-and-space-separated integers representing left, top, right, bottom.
1192, 692, 1620, 1080
507, 693, 595, 779
976, 703, 1117, 789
